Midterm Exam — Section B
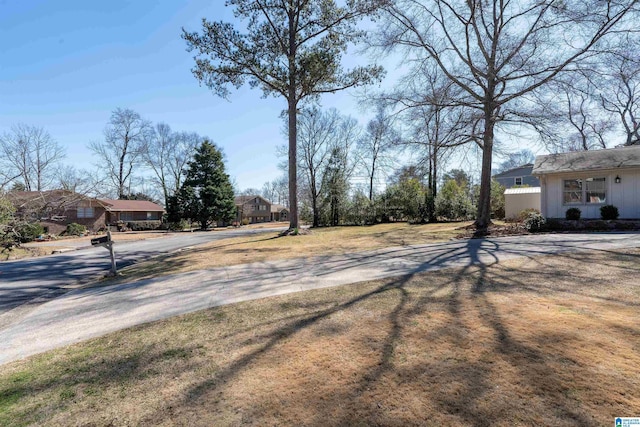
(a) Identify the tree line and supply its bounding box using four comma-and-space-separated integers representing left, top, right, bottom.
184, 0, 638, 232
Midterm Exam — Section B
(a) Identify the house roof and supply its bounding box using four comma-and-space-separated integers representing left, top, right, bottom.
270, 204, 289, 213
7, 190, 100, 209
100, 199, 164, 212
235, 195, 270, 206
532, 145, 640, 175
493, 163, 534, 177
504, 187, 541, 195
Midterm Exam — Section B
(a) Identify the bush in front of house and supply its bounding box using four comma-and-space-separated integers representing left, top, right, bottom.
565, 207, 581, 220
16, 222, 45, 243
523, 211, 546, 232
126, 220, 162, 231
600, 204, 619, 220
65, 223, 86, 236
518, 208, 541, 222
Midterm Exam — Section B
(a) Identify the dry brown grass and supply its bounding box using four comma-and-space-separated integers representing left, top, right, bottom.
109, 222, 472, 284
0, 246, 51, 261
1, 248, 639, 426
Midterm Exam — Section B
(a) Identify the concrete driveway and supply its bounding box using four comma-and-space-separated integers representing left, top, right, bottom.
1, 232, 638, 365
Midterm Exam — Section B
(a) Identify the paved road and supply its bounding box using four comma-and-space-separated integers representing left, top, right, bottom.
1, 232, 638, 365
0, 227, 285, 315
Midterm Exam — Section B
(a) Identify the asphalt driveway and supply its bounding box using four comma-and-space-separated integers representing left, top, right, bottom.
0, 226, 286, 315
1, 232, 638, 365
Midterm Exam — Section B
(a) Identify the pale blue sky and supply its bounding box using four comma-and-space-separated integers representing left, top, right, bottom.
0, 0, 375, 191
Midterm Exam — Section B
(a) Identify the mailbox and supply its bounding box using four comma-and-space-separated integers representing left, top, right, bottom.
91, 235, 110, 246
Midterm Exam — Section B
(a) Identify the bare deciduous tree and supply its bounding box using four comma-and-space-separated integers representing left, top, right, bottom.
378, 0, 636, 228
357, 106, 399, 201
297, 106, 342, 227
89, 108, 154, 199
600, 49, 640, 146
0, 124, 65, 191
144, 123, 202, 207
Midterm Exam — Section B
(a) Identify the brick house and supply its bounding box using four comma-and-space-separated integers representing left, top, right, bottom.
7, 190, 108, 234
7, 190, 165, 234
100, 199, 165, 225
235, 195, 289, 224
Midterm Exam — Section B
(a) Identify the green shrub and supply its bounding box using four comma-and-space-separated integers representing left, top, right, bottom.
168, 219, 189, 231
126, 220, 162, 231
16, 222, 45, 243
600, 204, 619, 220
65, 223, 86, 236
435, 179, 475, 221
565, 207, 581, 220
524, 211, 546, 232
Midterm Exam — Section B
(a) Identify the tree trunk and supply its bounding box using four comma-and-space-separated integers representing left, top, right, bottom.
288, 97, 299, 230
312, 190, 319, 228
368, 163, 375, 201
475, 106, 495, 230
287, 6, 299, 231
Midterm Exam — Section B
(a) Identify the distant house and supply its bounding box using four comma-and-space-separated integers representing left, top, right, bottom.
493, 163, 539, 188
270, 204, 289, 222
235, 195, 272, 223
235, 195, 289, 223
7, 190, 108, 234
6, 190, 165, 234
532, 145, 640, 219
99, 199, 165, 225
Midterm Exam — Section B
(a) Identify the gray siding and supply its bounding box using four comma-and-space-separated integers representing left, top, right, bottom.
494, 165, 539, 188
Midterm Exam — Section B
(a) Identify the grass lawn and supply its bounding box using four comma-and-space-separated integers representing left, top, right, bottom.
108, 222, 474, 285
1, 248, 639, 426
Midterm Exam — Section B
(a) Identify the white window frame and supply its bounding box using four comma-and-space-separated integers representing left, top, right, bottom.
77, 207, 94, 218
514, 177, 523, 186
562, 177, 606, 205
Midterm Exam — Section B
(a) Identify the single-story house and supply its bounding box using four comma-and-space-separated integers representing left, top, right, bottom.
100, 199, 165, 225
504, 187, 541, 219
493, 163, 540, 188
532, 145, 640, 219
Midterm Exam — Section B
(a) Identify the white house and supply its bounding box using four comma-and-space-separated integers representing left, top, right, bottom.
532, 145, 640, 219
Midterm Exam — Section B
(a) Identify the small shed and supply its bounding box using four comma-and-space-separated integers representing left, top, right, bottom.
504, 187, 541, 219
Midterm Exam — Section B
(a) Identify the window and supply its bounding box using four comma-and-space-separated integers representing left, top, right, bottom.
77, 207, 94, 218
585, 177, 606, 203
259, 204, 267, 211
120, 212, 134, 221
514, 177, 523, 186
563, 179, 582, 204
563, 177, 606, 204
146, 212, 158, 220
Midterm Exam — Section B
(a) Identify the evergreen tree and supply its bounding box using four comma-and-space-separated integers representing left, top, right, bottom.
174, 141, 236, 230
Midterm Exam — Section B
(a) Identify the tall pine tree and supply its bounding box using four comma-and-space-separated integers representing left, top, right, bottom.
172, 141, 236, 230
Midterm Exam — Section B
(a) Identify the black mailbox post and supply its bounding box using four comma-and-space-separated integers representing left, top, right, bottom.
90, 231, 117, 276
91, 236, 109, 246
